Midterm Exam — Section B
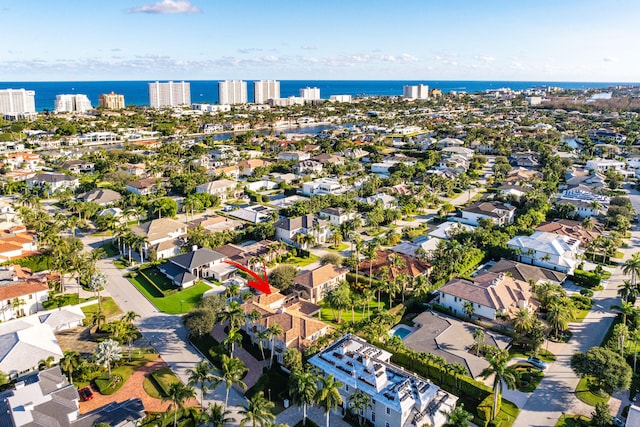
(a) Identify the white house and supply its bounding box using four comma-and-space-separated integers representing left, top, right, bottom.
196, 179, 238, 201
274, 214, 330, 247
301, 178, 345, 196
319, 207, 356, 226
26, 173, 78, 195
309, 334, 458, 427
437, 272, 535, 321
131, 218, 188, 260
0, 266, 50, 321
460, 201, 516, 226
585, 158, 626, 173
507, 231, 581, 274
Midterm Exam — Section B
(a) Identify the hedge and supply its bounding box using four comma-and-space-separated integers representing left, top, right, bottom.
477, 394, 499, 427
571, 269, 601, 288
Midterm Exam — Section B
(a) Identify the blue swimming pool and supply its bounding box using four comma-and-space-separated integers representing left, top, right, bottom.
392, 326, 413, 339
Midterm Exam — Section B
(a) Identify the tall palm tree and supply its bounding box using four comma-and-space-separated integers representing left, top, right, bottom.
623, 253, 640, 288
479, 349, 517, 420
289, 368, 318, 426
239, 391, 275, 427
122, 311, 140, 324
162, 382, 196, 427
268, 323, 284, 369
202, 403, 232, 427
442, 403, 474, 427
89, 271, 108, 312
474, 329, 485, 357
187, 361, 221, 412
512, 308, 534, 334
95, 339, 122, 379
217, 301, 246, 331
348, 390, 372, 426
547, 298, 576, 337
255, 329, 271, 360
223, 327, 243, 357
220, 355, 247, 409
60, 350, 81, 385
315, 374, 344, 427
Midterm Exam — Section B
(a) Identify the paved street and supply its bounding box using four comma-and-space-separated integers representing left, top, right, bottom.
511, 186, 640, 426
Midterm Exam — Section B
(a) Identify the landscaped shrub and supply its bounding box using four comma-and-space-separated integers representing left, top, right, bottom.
2, 254, 50, 272
570, 294, 593, 310
579, 288, 594, 297
477, 393, 499, 427
572, 269, 602, 288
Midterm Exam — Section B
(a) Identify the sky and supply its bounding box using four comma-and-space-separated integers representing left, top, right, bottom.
0, 0, 638, 82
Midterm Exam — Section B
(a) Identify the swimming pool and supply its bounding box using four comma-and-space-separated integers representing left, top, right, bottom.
391, 325, 414, 340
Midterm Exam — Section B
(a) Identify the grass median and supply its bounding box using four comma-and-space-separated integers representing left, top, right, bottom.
128, 273, 211, 314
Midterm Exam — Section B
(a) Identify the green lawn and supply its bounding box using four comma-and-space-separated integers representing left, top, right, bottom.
513, 364, 544, 393
85, 352, 157, 394
81, 297, 122, 320
575, 375, 610, 406
286, 254, 320, 267
508, 347, 556, 363
128, 275, 211, 314
42, 294, 93, 310
320, 297, 389, 325
574, 308, 591, 323
556, 414, 590, 427
100, 242, 120, 258
143, 367, 182, 399
140, 266, 176, 292
494, 399, 520, 427
326, 243, 349, 252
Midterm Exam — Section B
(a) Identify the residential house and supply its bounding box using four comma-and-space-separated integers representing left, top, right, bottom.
0, 225, 38, 261
358, 250, 432, 280
117, 162, 147, 177
437, 272, 536, 321
357, 193, 397, 209
309, 334, 458, 427
557, 187, 610, 218
507, 231, 581, 274
3, 151, 44, 171
460, 201, 516, 226
131, 218, 187, 260
78, 188, 122, 206
241, 291, 329, 362
274, 214, 330, 247
504, 167, 542, 183
535, 219, 603, 247
585, 158, 627, 174
0, 320, 64, 378
428, 221, 475, 240
0, 366, 146, 427
159, 247, 233, 287
293, 159, 323, 175
319, 207, 356, 226
0, 265, 50, 321
186, 215, 244, 233
390, 236, 441, 259
277, 151, 310, 162
125, 177, 167, 196
227, 205, 275, 224
26, 173, 78, 195
215, 240, 285, 268
312, 153, 345, 165
213, 165, 240, 180
496, 183, 531, 199
196, 179, 238, 201
301, 178, 344, 196
436, 137, 465, 148
61, 160, 95, 174
238, 159, 272, 176
488, 259, 566, 286
293, 264, 349, 303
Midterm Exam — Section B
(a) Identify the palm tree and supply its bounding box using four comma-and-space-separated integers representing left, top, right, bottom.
255, 329, 271, 360
239, 391, 275, 427
623, 253, 640, 287
474, 329, 485, 357
512, 308, 534, 334
268, 323, 284, 369
289, 368, 318, 426
90, 308, 107, 332
60, 350, 81, 384
187, 361, 221, 412
217, 301, 246, 331
38, 356, 55, 370
95, 339, 122, 379
348, 390, 372, 426
463, 301, 475, 320
202, 403, 232, 427
547, 298, 576, 338
442, 403, 474, 427
315, 374, 344, 427
89, 271, 108, 312
162, 382, 196, 427
479, 349, 517, 420
222, 327, 243, 357
122, 311, 140, 324
220, 355, 247, 409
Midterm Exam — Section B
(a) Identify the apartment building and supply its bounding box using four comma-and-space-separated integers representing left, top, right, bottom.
219, 80, 248, 105
148, 81, 191, 108
254, 80, 280, 104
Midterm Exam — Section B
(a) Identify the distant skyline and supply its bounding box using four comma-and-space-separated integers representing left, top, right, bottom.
1, 0, 638, 82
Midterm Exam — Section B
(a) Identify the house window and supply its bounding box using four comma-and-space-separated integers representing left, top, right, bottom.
386, 423, 390, 427
386, 408, 390, 415
372, 412, 375, 421
345, 385, 349, 391
29, 295, 33, 300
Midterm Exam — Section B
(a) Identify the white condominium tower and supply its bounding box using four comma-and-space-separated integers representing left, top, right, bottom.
98, 91, 125, 109
253, 80, 280, 104
0, 89, 36, 114
403, 84, 429, 100
218, 80, 248, 105
54, 94, 92, 113
300, 86, 320, 100
148, 81, 191, 108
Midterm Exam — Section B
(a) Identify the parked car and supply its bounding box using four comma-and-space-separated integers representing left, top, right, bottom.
527, 356, 548, 370
612, 416, 625, 427
79, 387, 93, 401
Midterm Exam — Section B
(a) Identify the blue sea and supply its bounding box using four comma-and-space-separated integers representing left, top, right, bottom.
0, 80, 634, 112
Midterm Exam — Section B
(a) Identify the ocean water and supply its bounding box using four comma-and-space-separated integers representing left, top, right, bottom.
0, 80, 634, 111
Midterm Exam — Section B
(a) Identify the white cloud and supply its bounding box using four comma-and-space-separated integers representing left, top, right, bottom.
127, 0, 201, 14
603, 56, 617, 62
474, 54, 495, 63
301, 45, 317, 50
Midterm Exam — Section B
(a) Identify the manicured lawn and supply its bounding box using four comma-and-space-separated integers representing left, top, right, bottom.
364, 228, 386, 237
513, 364, 544, 393
494, 399, 520, 427
326, 243, 349, 252
320, 298, 389, 325
100, 241, 120, 257
81, 297, 122, 320
93, 352, 158, 395
140, 266, 176, 292
574, 308, 591, 323
128, 275, 211, 314
575, 375, 610, 406
42, 294, 94, 310
556, 414, 590, 427
508, 347, 556, 363
143, 367, 181, 398
113, 258, 129, 269
286, 254, 319, 267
